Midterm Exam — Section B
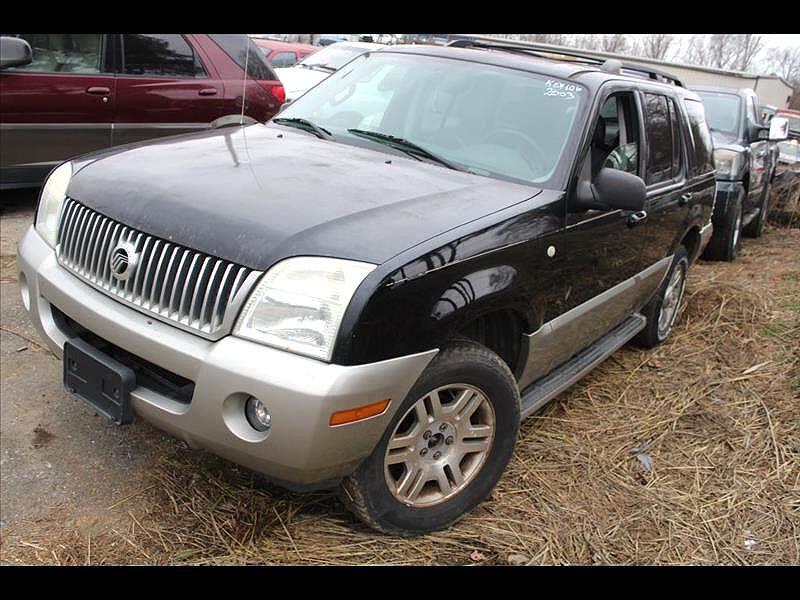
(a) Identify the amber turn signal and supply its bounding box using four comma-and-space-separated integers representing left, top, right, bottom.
330, 399, 391, 426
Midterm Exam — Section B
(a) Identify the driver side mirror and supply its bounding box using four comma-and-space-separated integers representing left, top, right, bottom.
576, 167, 646, 212
0, 36, 32, 70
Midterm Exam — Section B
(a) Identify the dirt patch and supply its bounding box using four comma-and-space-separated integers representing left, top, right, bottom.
2, 226, 798, 565
31, 426, 56, 449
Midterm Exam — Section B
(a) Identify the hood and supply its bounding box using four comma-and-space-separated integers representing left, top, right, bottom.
274, 67, 329, 101
68, 125, 542, 271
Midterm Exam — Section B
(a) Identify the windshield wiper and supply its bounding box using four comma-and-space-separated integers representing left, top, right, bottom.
347, 129, 462, 171
273, 117, 331, 139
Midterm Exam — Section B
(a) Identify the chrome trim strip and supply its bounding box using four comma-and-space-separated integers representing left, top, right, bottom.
518, 256, 672, 389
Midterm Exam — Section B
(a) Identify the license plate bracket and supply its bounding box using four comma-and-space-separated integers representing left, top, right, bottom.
63, 338, 135, 425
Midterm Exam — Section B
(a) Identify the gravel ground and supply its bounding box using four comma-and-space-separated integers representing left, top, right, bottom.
1, 189, 798, 565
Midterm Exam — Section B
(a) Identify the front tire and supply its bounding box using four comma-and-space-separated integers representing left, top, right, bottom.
703, 189, 743, 261
339, 340, 520, 535
634, 246, 689, 349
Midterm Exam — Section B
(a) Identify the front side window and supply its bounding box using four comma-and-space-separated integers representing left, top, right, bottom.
122, 34, 206, 78
8, 34, 106, 74
590, 92, 640, 177
279, 52, 587, 187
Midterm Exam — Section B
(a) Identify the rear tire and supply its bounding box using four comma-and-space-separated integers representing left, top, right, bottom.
634, 246, 689, 349
703, 190, 743, 261
339, 340, 520, 536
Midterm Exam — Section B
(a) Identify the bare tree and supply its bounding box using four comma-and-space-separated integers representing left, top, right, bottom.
765, 46, 800, 108
600, 34, 628, 54
733, 34, 764, 72
640, 34, 675, 61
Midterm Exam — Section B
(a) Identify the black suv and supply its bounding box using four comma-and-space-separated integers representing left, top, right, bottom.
18, 39, 715, 535
692, 86, 783, 260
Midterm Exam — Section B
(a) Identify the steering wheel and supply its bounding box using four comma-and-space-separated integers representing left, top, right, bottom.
484, 128, 548, 174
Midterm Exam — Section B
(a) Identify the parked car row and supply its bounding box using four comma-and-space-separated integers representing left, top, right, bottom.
0, 34, 286, 189
3, 35, 793, 536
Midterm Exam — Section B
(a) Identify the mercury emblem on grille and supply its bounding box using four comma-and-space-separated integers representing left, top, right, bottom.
109, 242, 139, 281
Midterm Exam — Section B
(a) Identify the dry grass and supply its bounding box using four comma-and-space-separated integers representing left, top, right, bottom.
2, 228, 798, 565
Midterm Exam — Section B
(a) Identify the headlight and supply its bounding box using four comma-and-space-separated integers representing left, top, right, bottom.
35, 161, 72, 247
234, 256, 375, 361
713, 148, 743, 179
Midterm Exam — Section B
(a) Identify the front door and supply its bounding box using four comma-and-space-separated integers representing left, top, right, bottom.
0, 34, 115, 182
528, 89, 649, 381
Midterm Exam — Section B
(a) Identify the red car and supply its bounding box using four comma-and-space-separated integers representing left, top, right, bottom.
0, 34, 285, 189
251, 38, 318, 68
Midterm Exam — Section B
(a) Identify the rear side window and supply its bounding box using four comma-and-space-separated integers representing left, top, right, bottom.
122, 34, 206, 78
8, 34, 107, 74
643, 93, 673, 185
208, 34, 278, 81
683, 99, 715, 177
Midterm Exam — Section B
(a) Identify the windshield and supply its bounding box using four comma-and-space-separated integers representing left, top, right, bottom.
297, 44, 373, 71
695, 92, 741, 136
278, 52, 586, 186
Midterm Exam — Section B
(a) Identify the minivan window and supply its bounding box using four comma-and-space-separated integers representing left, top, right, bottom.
8, 34, 106, 74
694, 91, 740, 136
279, 52, 586, 187
122, 34, 206, 78
209, 34, 278, 81
271, 51, 298, 68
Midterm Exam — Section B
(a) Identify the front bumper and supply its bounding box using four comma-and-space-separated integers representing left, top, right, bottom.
17, 226, 437, 489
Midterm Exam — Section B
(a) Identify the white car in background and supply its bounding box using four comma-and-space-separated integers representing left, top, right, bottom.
275, 41, 383, 103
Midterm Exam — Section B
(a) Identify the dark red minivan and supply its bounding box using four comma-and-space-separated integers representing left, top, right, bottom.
0, 34, 285, 189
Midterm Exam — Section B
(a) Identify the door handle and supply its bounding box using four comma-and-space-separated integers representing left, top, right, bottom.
86, 86, 110, 95
198, 88, 218, 96
627, 210, 648, 228
679, 192, 693, 206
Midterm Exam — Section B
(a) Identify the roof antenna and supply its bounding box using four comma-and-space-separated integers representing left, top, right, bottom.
240, 36, 250, 125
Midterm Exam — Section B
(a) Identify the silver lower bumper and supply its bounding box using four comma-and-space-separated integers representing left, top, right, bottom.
17, 226, 437, 488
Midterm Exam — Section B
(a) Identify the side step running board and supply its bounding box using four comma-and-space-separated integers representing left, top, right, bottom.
519, 313, 646, 420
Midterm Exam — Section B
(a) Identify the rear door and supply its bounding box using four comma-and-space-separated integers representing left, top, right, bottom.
113, 34, 222, 146
637, 90, 691, 269
0, 34, 115, 178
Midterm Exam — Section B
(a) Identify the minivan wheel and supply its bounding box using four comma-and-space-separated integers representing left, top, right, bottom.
339, 340, 520, 536
703, 191, 743, 261
634, 246, 689, 349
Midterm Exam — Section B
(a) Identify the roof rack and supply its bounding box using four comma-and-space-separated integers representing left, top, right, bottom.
446, 37, 685, 87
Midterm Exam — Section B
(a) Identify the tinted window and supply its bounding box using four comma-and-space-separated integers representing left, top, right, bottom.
208, 34, 277, 81
123, 34, 205, 77
270, 51, 298, 68
683, 99, 715, 176
695, 91, 740, 136
9, 34, 106, 74
644, 93, 672, 185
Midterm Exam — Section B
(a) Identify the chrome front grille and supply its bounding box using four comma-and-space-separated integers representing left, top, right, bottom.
56, 198, 261, 339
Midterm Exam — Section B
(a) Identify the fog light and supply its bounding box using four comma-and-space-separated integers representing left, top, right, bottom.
245, 396, 271, 432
